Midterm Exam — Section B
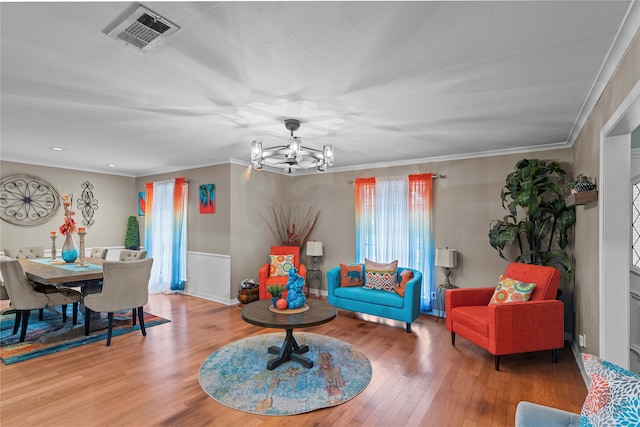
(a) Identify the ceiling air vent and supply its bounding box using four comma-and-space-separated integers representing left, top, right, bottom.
107, 5, 180, 51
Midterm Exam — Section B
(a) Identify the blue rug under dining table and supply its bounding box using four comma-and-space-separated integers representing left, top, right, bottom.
0, 308, 171, 364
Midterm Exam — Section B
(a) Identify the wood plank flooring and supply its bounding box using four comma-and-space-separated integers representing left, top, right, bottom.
0, 294, 587, 426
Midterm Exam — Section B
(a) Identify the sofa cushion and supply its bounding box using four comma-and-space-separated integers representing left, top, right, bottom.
580, 353, 640, 427
394, 270, 414, 297
451, 306, 490, 338
270, 254, 294, 277
340, 263, 364, 287
364, 259, 398, 291
489, 275, 536, 304
333, 286, 404, 309
515, 401, 580, 427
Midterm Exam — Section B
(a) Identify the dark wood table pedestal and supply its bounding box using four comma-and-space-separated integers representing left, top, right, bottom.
241, 299, 337, 370
267, 328, 312, 369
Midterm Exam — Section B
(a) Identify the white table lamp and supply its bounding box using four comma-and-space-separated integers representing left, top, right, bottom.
435, 248, 457, 287
306, 241, 323, 269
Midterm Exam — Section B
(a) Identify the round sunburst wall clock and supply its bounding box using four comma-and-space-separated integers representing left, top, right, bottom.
0, 174, 61, 225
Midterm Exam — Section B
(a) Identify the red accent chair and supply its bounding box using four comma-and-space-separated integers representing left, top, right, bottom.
258, 246, 307, 300
445, 262, 563, 371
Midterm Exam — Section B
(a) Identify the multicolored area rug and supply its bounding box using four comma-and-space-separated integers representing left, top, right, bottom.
0, 308, 170, 365
198, 332, 372, 415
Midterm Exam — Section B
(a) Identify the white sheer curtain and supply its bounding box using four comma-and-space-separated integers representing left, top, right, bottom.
374, 176, 409, 264
361, 176, 409, 265
145, 179, 188, 294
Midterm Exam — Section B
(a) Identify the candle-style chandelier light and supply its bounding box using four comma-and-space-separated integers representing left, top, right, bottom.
250, 119, 334, 174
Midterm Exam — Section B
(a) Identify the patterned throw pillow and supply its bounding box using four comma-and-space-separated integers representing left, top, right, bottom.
364, 259, 398, 292
580, 353, 640, 426
488, 275, 536, 304
394, 269, 414, 297
340, 263, 364, 287
269, 254, 294, 277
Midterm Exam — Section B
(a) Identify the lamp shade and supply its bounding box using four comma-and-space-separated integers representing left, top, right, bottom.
435, 248, 457, 268
306, 241, 323, 257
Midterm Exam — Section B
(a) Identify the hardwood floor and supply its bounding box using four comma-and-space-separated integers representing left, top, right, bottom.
0, 294, 587, 426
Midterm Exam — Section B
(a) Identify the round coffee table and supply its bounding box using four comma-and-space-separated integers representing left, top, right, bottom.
241, 299, 337, 370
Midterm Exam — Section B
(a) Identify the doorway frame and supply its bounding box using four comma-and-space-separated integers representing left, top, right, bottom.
600, 80, 640, 368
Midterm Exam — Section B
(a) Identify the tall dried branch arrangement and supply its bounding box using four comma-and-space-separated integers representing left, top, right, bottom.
261, 204, 321, 249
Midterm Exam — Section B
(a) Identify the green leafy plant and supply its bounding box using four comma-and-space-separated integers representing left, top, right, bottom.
124, 215, 140, 250
266, 285, 285, 298
488, 159, 576, 287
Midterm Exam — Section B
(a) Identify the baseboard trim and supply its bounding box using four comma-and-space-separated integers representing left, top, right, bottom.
569, 338, 589, 387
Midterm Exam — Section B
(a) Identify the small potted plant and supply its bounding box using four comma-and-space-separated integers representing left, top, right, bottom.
124, 216, 140, 250
266, 285, 285, 307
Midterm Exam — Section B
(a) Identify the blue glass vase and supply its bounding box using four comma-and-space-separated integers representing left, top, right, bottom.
61, 233, 78, 263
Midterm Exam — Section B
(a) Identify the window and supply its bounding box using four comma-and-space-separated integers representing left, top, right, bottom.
354, 174, 435, 312
633, 181, 640, 268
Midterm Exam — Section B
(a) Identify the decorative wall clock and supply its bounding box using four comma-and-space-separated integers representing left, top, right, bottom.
0, 174, 60, 225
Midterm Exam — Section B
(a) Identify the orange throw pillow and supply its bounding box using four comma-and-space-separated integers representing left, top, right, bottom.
340, 263, 364, 287
394, 270, 414, 297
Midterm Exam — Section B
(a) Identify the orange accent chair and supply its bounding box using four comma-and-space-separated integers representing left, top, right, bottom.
258, 246, 307, 300
445, 262, 564, 371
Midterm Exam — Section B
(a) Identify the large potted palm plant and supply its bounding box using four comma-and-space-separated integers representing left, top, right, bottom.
488, 159, 576, 290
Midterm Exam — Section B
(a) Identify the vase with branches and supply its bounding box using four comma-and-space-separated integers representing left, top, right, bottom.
261, 204, 321, 249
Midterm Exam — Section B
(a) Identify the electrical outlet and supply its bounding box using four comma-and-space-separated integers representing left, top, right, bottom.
431, 291, 436, 299
579, 333, 586, 347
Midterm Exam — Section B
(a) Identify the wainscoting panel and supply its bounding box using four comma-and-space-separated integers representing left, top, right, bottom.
185, 251, 231, 305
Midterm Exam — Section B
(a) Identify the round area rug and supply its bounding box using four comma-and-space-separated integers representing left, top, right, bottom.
198, 332, 372, 416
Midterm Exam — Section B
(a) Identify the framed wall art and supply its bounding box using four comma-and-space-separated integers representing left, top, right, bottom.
199, 184, 216, 214
138, 191, 146, 216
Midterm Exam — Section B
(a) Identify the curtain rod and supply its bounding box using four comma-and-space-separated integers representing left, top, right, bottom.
346, 174, 446, 184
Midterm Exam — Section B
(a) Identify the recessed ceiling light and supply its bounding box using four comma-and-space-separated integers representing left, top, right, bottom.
49, 146, 65, 151
106, 164, 118, 168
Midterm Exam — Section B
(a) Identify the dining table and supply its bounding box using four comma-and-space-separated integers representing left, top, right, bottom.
16, 257, 121, 340
18, 256, 105, 288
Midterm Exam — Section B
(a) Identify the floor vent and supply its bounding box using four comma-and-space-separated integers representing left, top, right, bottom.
107, 5, 180, 51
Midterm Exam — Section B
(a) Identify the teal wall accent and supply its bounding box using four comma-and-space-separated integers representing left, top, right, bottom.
632, 125, 640, 148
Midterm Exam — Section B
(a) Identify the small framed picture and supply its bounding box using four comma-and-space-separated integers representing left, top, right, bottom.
199, 184, 216, 214
138, 192, 146, 216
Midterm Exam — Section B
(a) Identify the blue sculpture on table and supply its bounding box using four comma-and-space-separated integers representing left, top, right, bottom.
286, 267, 306, 309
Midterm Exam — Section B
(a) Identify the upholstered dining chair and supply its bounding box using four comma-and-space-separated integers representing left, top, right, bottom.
0, 258, 81, 342
89, 247, 109, 260
258, 246, 307, 300
3, 246, 45, 259
119, 249, 147, 261
83, 258, 153, 346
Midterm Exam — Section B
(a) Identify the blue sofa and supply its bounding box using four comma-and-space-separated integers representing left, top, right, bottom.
515, 402, 579, 427
326, 266, 422, 332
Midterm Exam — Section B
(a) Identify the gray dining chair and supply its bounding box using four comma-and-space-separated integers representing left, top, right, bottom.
3, 246, 45, 259
119, 249, 147, 261
84, 258, 153, 346
0, 255, 10, 301
0, 258, 81, 342
89, 247, 109, 260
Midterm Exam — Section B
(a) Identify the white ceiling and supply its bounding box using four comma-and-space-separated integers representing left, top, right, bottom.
1, 1, 638, 177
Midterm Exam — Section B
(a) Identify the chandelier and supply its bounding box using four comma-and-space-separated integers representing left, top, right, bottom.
251, 119, 334, 174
